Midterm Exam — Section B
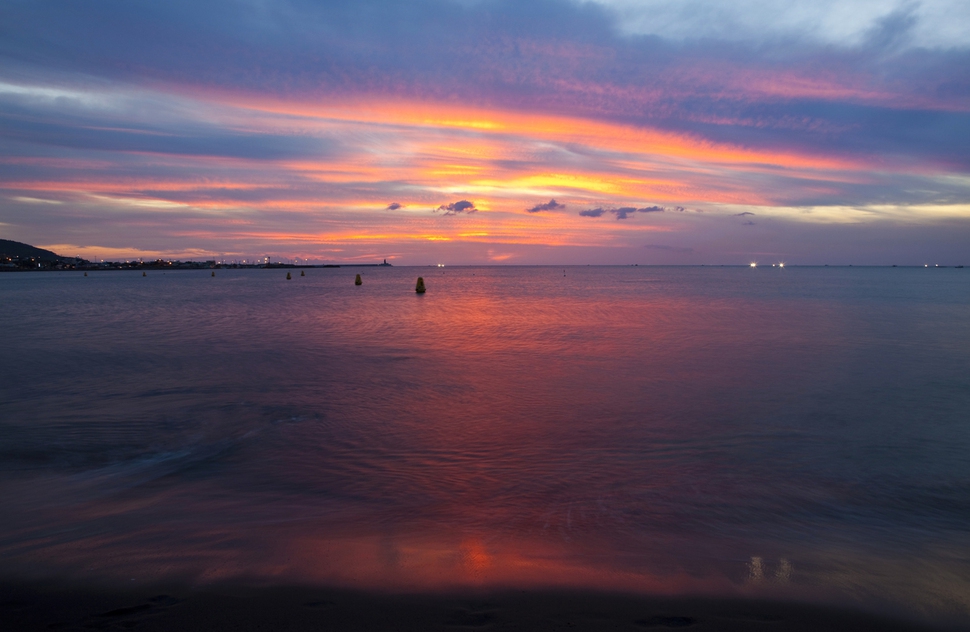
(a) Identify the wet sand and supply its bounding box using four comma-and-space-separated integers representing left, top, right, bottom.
0, 582, 956, 632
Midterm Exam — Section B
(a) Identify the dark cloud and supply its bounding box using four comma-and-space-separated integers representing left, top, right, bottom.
526, 199, 565, 213
436, 200, 477, 215
580, 205, 679, 219
612, 207, 637, 220
734, 212, 755, 216
386, 202, 403, 210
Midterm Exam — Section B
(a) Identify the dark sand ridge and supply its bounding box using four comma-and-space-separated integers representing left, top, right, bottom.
0, 582, 958, 632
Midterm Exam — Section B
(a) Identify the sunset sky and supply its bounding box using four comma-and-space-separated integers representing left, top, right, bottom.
2, 0, 969, 264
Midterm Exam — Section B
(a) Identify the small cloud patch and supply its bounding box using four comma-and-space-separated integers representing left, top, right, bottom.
526, 199, 565, 213
734, 211, 755, 216
580, 205, 684, 219
386, 202, 403, 210
612, 207, 637, 219
436, 200, 477, 216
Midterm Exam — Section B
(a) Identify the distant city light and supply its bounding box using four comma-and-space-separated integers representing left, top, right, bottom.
750, 262, 757, 267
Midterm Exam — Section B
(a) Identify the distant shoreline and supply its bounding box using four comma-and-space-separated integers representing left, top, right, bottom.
0, 262, 405, 271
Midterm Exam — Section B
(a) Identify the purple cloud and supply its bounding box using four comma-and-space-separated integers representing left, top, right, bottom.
436, 200, 477, 216
581, 205, 678, 219
611, 207, 636, 219
386, 202, 403, 210
526, 199, 565, 213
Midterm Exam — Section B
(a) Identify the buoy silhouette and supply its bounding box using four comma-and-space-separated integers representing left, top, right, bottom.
286, 272, 291, 280
300, 270, 305, 276
83, 272, 87, 276
415, 277, 426, 293
211, 271, 215, 277
142, 271, 146, 277
355, 273, 362, 285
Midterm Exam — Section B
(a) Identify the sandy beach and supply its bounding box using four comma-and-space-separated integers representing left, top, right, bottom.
0, 581, 957, 632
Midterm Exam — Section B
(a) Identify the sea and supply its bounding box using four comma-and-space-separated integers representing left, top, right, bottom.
1, 266, 968, 625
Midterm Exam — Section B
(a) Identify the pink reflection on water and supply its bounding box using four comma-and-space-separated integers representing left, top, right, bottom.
284, 533, 736, 594
3, 268, 970, 626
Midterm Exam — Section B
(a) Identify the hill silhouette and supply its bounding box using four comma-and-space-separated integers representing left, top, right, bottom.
0, 239, 66, 261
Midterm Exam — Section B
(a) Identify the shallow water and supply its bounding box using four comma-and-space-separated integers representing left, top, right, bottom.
1, 266, 969, 623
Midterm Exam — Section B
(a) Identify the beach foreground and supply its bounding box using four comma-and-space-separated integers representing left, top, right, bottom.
0, 582, 955, 632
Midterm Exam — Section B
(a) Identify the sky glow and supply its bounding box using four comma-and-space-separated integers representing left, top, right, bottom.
1, 0, 969, 264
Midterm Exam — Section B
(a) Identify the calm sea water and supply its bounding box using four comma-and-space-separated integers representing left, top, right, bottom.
1, 266, 969, 623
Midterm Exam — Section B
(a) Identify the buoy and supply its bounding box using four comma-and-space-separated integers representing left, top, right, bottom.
415, 277, 426, 293
355, 273, 362, 285
286, 272, 291, 280
83, 272, 87, 277
300, 270, 305, 276
211, 271, 215, 277
142, 271, 146, 277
